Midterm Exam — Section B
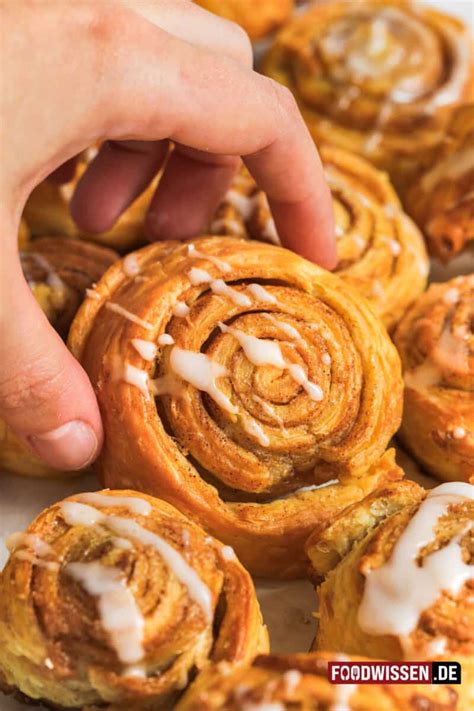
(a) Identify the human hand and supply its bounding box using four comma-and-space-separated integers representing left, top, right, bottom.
0, 0, 335, 472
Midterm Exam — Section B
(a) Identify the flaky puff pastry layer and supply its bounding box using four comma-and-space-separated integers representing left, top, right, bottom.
261, 0, 473, 189
23, 154, 159, 252
176, 652, 461, 711
0, 238, 119, 479
209, 148, 429, 332
405, 104, 474, 263
0, 490, 267, 710
306, 481, 474, 710
68, 237, 403, 577
194, 0, 293, 41
393, 275, 474, 482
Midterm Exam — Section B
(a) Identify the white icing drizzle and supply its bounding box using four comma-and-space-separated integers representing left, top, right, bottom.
14, 551, 59, 571
66, 561, 144, 665
7, 532, 54, 557
225, 189, 255, 220
188, 267, 213, 285
443, 288, 459, 305
352, 234, 366, 251
210, 217, 243, 235
287, 364, 323, 401
262, 314, 304, 343
60, 503, 213, 623
252, 395, 288, 435
106, 517, 213, 622
86, 288, 101, 301
167, 347, 237, 414
173, 302, 190, 318
358, 482, 474, 655
371, 281, 385, 298
74, 493, 152, 516
241, 414, 270, 447
219, 322, 286, 369
61, 501, 105, 527
7, 532, 59, 570
246, 283, 277, 304
219, 323, 323, 401
158, 334, 175, 346
29, 253, 66, 296
187, 244, 232, 273
106, 302, 153, 331
282, 670, 302, 694
122, 364, 150, 398
261, 216, 280, 245
220, 546, 237, 561
210, 279, 252, 307
387, 239, 401, 257
131, 338, 158, 361
122, 253, 140, 277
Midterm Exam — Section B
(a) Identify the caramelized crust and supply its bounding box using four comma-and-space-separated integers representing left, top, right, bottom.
0, 491, 267, 709
261, 0, 473, 188
68, 237, 403, 577
393, 276, 474, 482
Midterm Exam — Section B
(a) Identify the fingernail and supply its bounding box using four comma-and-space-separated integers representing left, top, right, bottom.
28, 420, 98, 471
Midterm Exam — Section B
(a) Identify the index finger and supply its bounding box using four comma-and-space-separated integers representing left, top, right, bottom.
76, 6, 336, 266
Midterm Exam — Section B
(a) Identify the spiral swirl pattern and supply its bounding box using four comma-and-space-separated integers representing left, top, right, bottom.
69, 237, 403, 576
405, 103, 474, 262
394, 275, 474, 482
21, 237, 118, 339
0, 490, 266, 709
307, 481, 474, 673
261, 0, 473, 187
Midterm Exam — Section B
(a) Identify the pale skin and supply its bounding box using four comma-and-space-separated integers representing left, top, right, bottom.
0, 0, 335, 471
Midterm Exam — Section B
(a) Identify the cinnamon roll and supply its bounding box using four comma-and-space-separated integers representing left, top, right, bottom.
393, 275, 474, 482
177, 652, 461, 711
306, 481, 474, 711
405, 103, 474, 263
23, 156, 158, 252
68, 236, 403, 577
211, 148, 428, 331
208, 166, 279, 244
194, 0, 293, 41
261, 0, 473, 188
0, 238, 118, 478
0, 490, 267, 709
306, 480, 474, 695
21, 237, 118, 339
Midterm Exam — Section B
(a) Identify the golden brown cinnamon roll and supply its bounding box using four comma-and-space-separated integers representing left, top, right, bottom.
194, 0, 293, 41
208, 166, 279, 244
21, 237, 119, 339
306, 479, 474, 708
177, 652, 461, 711
0, 238, 118, 479
23, 155, 158, 252
393, 276, 474, 482
0, 490, 267, 709
261, 0, 473, 188
211, 148, 428, 331
405, 104, 474, 263
68, 236, 403, 577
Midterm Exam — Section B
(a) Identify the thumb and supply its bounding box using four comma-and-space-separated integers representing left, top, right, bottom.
0, 245, 102, 471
